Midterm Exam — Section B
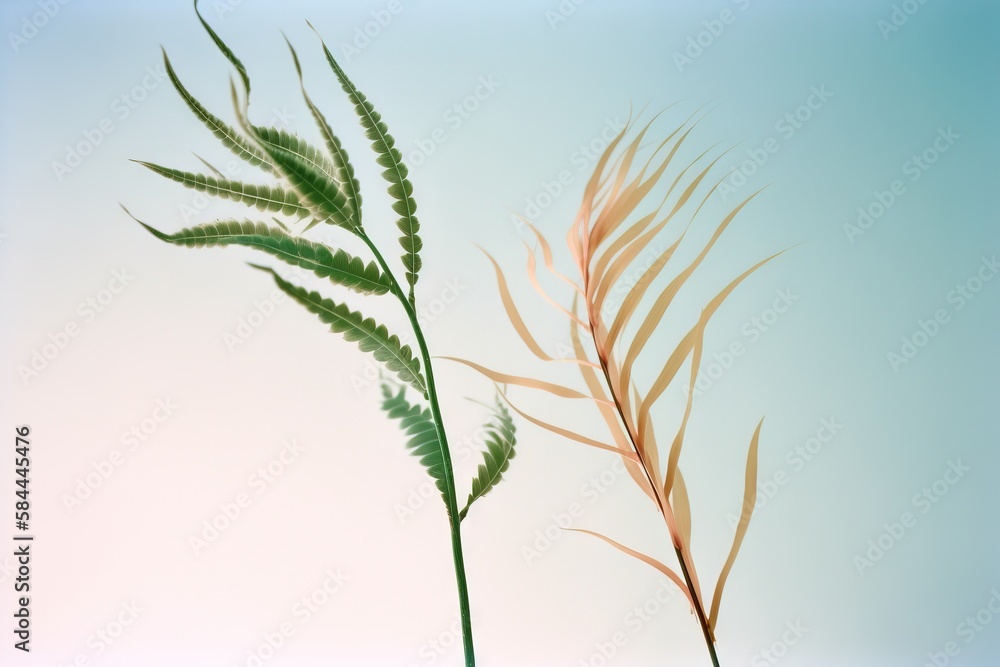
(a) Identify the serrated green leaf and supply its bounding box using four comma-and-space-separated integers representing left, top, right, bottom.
459, 396, 518, 521
193, 0, 250, 97
311, 26, 421, 303
255, 266, 426, 394
243, 123, 356, 233
162, 50, 269, 170
284, 37, 362, 229
133, 161, 309, 219
380, 383, 448, 501
127, 212, 391, 295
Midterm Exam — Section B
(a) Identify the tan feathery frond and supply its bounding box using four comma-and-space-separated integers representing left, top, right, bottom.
468, 108, 780, 663
604, 165, 737, 352
587, 105, 710, 280
588, 121, 703, 255
570, 298, 657, 502
591, 144, 724, 319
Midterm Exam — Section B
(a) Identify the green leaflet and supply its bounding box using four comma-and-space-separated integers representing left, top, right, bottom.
244, 123, 356, 234
133, 161, 309, 219
380, 383, 448, 500
256, 266, 427, 395
312, 26, 422, 304
162, 50, 269, 170
459, 397, 518, 521
285, 38, 363, 229
193, 153, 225, 177
128, 213, 391, 295
193, 0, 250, 97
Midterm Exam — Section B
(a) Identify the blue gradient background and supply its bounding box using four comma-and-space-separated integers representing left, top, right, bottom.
1, 1, 997, 665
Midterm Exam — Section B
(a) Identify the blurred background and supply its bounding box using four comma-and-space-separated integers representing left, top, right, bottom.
1, 1, 997, 665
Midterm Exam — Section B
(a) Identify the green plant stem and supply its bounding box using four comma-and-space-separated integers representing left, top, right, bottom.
361, 233, 476, 667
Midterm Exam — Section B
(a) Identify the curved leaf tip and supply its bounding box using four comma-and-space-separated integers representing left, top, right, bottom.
459, 393, 518, 521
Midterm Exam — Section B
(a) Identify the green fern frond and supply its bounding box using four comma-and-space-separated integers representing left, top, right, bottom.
459, 395, 518, 521
127, 213, 391, 295
162, 50, 269, 170
380, 383, 448, 500
285, 37, 362, 229
133, 161, 309, 219
311, 25, 421, 304
254, 265, 427, 395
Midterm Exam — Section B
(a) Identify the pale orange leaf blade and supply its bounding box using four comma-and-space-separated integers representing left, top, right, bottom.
637, 250, 784, 439
569, 304, 657, 502
481, 249, 554, 362
566, 528, 694, 609
708, 419, 763, 631
620, 189, 765, 394
500, 391, 637, 459
672, 469, 693, 553
524, 242, 590, 330
440, 357, 602, 401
